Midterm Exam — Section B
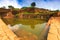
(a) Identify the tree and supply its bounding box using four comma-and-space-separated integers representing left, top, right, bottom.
55, 10, 59, 13
8, 5, 14, 9
31, 2, 36, 13
31, 2, 36, 7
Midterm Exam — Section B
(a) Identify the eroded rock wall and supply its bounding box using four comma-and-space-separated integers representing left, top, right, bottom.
0, 19, 19, 40
47, 17, 60, 40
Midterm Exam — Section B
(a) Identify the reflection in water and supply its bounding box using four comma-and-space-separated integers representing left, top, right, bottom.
3, 18, 49, 40
8, 23, 48, 40
8, 24, 22, 32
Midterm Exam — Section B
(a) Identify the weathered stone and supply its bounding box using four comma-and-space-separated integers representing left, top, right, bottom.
47, 17, 60, 40
0, 19, 19, 40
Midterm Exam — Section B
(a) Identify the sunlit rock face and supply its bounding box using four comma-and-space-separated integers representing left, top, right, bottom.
0, 19, 19, 40
47, 17, 60, 40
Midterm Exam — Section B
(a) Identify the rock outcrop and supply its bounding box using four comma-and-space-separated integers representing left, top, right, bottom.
47, 17, 60, 40
0, 19, 19, 40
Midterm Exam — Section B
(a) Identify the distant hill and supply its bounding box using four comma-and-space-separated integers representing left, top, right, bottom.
0, 7, 59, 19
19, 7, 56, 14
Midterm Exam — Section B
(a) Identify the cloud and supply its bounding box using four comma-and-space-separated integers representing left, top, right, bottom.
36, 1, 60, 10
0, 0, 60, 10
17, 0, 60, 10
0, 0, 21, 8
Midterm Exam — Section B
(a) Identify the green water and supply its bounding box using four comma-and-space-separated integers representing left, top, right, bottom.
2, 18, 46, 25
2, 18, 48, 40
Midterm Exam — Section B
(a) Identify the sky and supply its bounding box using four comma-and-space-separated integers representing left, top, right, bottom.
0, 0, 60, 10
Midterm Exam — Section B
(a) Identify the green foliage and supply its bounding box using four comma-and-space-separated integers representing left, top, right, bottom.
54, 10, 59, 13
24, 12, 31, 14
31, 2, 36, 7
14, 8, 19, 10
22, 7, 27, 9
15, 13, 19, 18
2, 18, 46, 26
8, 5, 14, 9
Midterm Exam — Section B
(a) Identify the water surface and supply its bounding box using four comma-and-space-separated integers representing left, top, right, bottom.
3, 18, 49, 40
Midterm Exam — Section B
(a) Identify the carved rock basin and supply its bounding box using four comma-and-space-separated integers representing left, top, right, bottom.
3, 18, 49, 40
